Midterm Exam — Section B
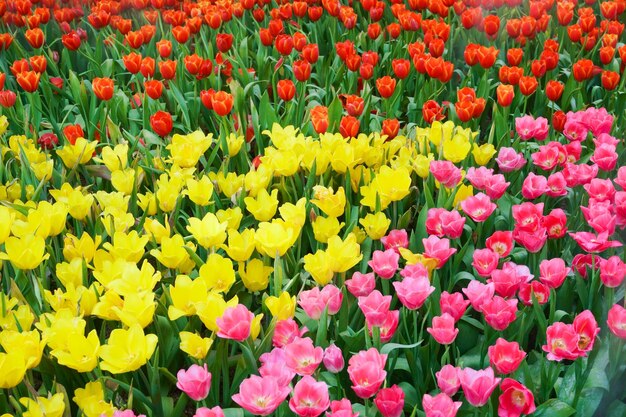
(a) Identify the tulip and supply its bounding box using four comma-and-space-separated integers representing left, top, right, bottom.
177, 364, 212, 401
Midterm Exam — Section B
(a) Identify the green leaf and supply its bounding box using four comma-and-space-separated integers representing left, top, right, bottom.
380, 340, 423, 355
533, 399, 576, 417
223, 408, 245, 417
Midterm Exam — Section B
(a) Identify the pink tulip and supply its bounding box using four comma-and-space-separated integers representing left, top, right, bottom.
460, 193, 496, 223
393, 275, 434, 310
430, 160, 463, 188
517, 281, 550, 306
216, 304, 253, 342
176, 364, 212, 401
345, 272, 376, 297
484, 174, 510, 200
488, 338, 526, 375
327, 399, 358, 417
515, 115, 548, 141
374, 385, 404, 417
299, 287, 327, 320
368, 249, 400, 279
381, 229, 409, 254
539, 258, 570, 289
427, 313, 458, 345
573, 310, 600, 356
608, 304, 626, 339
289, 376, 330, 417
422, 236, 456, 269
521, 172, 548, 200
113, 411, 146, 417
498, 379, 536, 417
232, 375, 291, 416
358, 290, 392, 327
323, 344, 345, 373
481, 296, 518, 331
472, 248, 500, 278
422, 393, 462, 417
465, 166, 494, 189
495, 147, 526, 172
347, 348, 387, 399
273, 318, 307, 348
439, 291, 469, 322
459, 367, 501, 407
259, 348, 296, 387
436, 364, 461, 396
194, 407, 225, 417
546, 172, 567, 197
284, 337, 324, 376
542, 322, 580, 361
462, 280, 495, 312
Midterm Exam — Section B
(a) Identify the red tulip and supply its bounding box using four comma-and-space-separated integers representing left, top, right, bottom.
150, 110, 173, 137
92, 77, 114, 101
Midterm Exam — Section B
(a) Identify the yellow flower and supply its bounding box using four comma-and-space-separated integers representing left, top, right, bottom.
156, 173, 185, 212
186, 212, 228, 249
150, 234, 196, 272
263, 148, 302, 177
92, 291, 124, 321
442, 133, 471, 163
278, 197, 307, 229
196, 293, 238, 332
0, 206, 15, 244
224, 133, 245, 156
239, 259, 273, 292
198, 253, 236, 293
303, 250, 335, 286
95, 143, 128, 171
179, 331, 213, 360
112, 292, 156, 328
111, 168, 137, 195
102, 230, 149, 263
0, 351, 26, 388
137, 192, 158, 215
106, 261, 161, 296
312, 216, 344, 243
50, 184, 94, 220
454, 184, 474, 210
73, 381, 116, 417
245, 188, 279, 222
0, 115, 7, 135
143, 217, 171, 244
311, 186, 345, 218
0, 297, 34, 332
224, 228, 256, 262
244, 165, 273, 197
472, 143, 497, 166
31, 159, 53, 181
19, 393, 65, 417
251, 313, 263, 340
262, 123, 301, 150
167, 130, 213, 168
329, 141, 355, 173
429, 120, 455, 147
359, 212, 391, 240
99, 324, 158, 374
327, 234, 363, 273
184, 175, 214, 206
168, 275, 209, 320
254, 221, 296, 258
0, 234, 50, 270
265, 291, 296, 320
50, 329, 100, 373
0, 330, 45, 369
55, 258, 84, 288
56, 137, 98, 168
211, 171, 244, 198
216, 207, 243, 230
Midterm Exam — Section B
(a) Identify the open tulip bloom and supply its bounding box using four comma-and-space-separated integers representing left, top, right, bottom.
0, 1, 625, 417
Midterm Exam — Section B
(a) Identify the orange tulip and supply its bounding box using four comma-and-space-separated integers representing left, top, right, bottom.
92, 77, 114, 101
16, 71, 41, 93
212, 91, 234, 116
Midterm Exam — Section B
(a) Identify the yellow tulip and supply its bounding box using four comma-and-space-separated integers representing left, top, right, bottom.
199, 254, 235, 293
196, 293, 238, 331
224, 228, 256, 262
99, 324, 158, 374
254, 221, 296, 258
20, 393, 65, 417
311, 186, 346, 218
184, 175, 214, 206
179, 331, 213, 360
303, 250, 335, 286
0, 234, 50, 270
312, 216, 344, 243
0, 351, 26, 388
239, 259, 273, 292
265, 291, 296, 320
186, 212, 228, 249
50, 329, 100, 373
359, 212, 391, 240
56, 137, 98, 168
245, 188, 279, 222
168, 275, 209, 320
167, 130, 212, 168
326, 234, 363, 273
472, 143, 497, 166
73, 381, 117, 417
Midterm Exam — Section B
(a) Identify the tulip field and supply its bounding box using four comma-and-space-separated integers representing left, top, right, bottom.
0, 0, 626, 416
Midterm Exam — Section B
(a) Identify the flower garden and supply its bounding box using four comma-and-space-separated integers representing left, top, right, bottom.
0, 0, 625, 416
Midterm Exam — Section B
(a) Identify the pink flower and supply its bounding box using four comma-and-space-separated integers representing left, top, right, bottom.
327, 399, 358, 417
515, 115, 549, 141
458, 367, 501, 407
374, 385, 404, 417
472, 248, 500, 277
513, 227, 547, 253
543, 209, 567, 238
345, 272, 376, 297
321, 285, 343, 314
569, 231, 623, 253
422, 393, 462, 417
440, 291, 469, 322
273, 318, 307, 348
512, 202, 544, 232
299, 288, 327, 320
176, 364, 212, 401
381, 229, 409, 254
400, 263, 429, 279
194, 407, 225, 417
376, 310, 400, 343
358, 290, 392, 327
347, 348, 387, 399
489, 262, 532, 298
531, 145, 559, 170
463, 280, 495, 312
486, 231, 514, 257
368, 249, 400, 279
461, 193, 496, 222
498, 379, 536, 417
113, 411, 146, 417
481, 296, 518, 331
259, 348, 296, 387
591, 144, 618, 171
608, 304, 626, 339
495, 147, 526, 172
583, 178, 615, 202
323, 344, 345, 373
426, 208, 465, 239
484, 174, 510, 200
423, 236, 457, 269
465, 166, 494, 189
542, 322, 580, 361
488, 338, 526, 375
573, 310, 600, 355
430, 160, 462, 188
521, 172, 548, 200
615, 166, 626, 189
393, 275, 434, 310
289, 376, 330, 417
600, 256, 626, 288
563, 119, 589, 142
216, 304, 253, 342
232, 375, 291, 416
546, 172, 568, 198
284, 337, 324, 376
518, 281, 550, 306
436, 364, 461, 396
427, 313, 459, 345
539, 258, 570, 289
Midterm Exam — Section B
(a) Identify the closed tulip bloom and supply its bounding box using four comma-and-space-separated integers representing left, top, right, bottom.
284, 337, 324, 376
459, 367, 501, 407
323, 344, 345, 373
423, 393, 462, 417
150, 110, 173, 137
92, 77, 114, 100
376, 76, 397, 98
496, 84, 514, 107
144, 80, 163, 99
393, 275, 434, 310
16, 71, 41, 92
374, 385, 404, 417
436, 364, 461, 396
212, 91, 234, 116
289, 376, 330, 417
488, 338, 526, 374
177, 364, 212, 401
427, 313, 459, 345
347, 348, 387, 398
607, 304, 626, 339
216, 304, 254, 342
277, 79, 296, 101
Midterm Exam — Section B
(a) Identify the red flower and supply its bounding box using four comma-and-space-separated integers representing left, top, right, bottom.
125, 30, 144, 49
572, 59, 594, 81
25, 27, 44, 48
61, 31, 81, 50
339, 115, 360, 138
275, 34, 294, 56
140, 57, 155, 78
310, 105, 329, 134
496, 84, 514, 107
276, 79, 296, 101
518, 76, 538, 95
392, 59, 411, 79
123, 52, 142, 74
63, 124, 85, 145
144, 80, 163, 100
498, 379, 536, 417
159, 60, 177, 80
301, 43, 319, 63
37, 132, 59, 150
293, 59, 311, 82
156, 39, 172, 58
545, 80, 564, 101
92, 77, 114, 101
150, 110, 173, 137
212, 91, 234, 116
376, 76, 397, 99
0, 90, 16, 108
16, 71, 41, 93
382, 119, 400, 140
601, 70, 620, 90
422, 100, 446, 124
